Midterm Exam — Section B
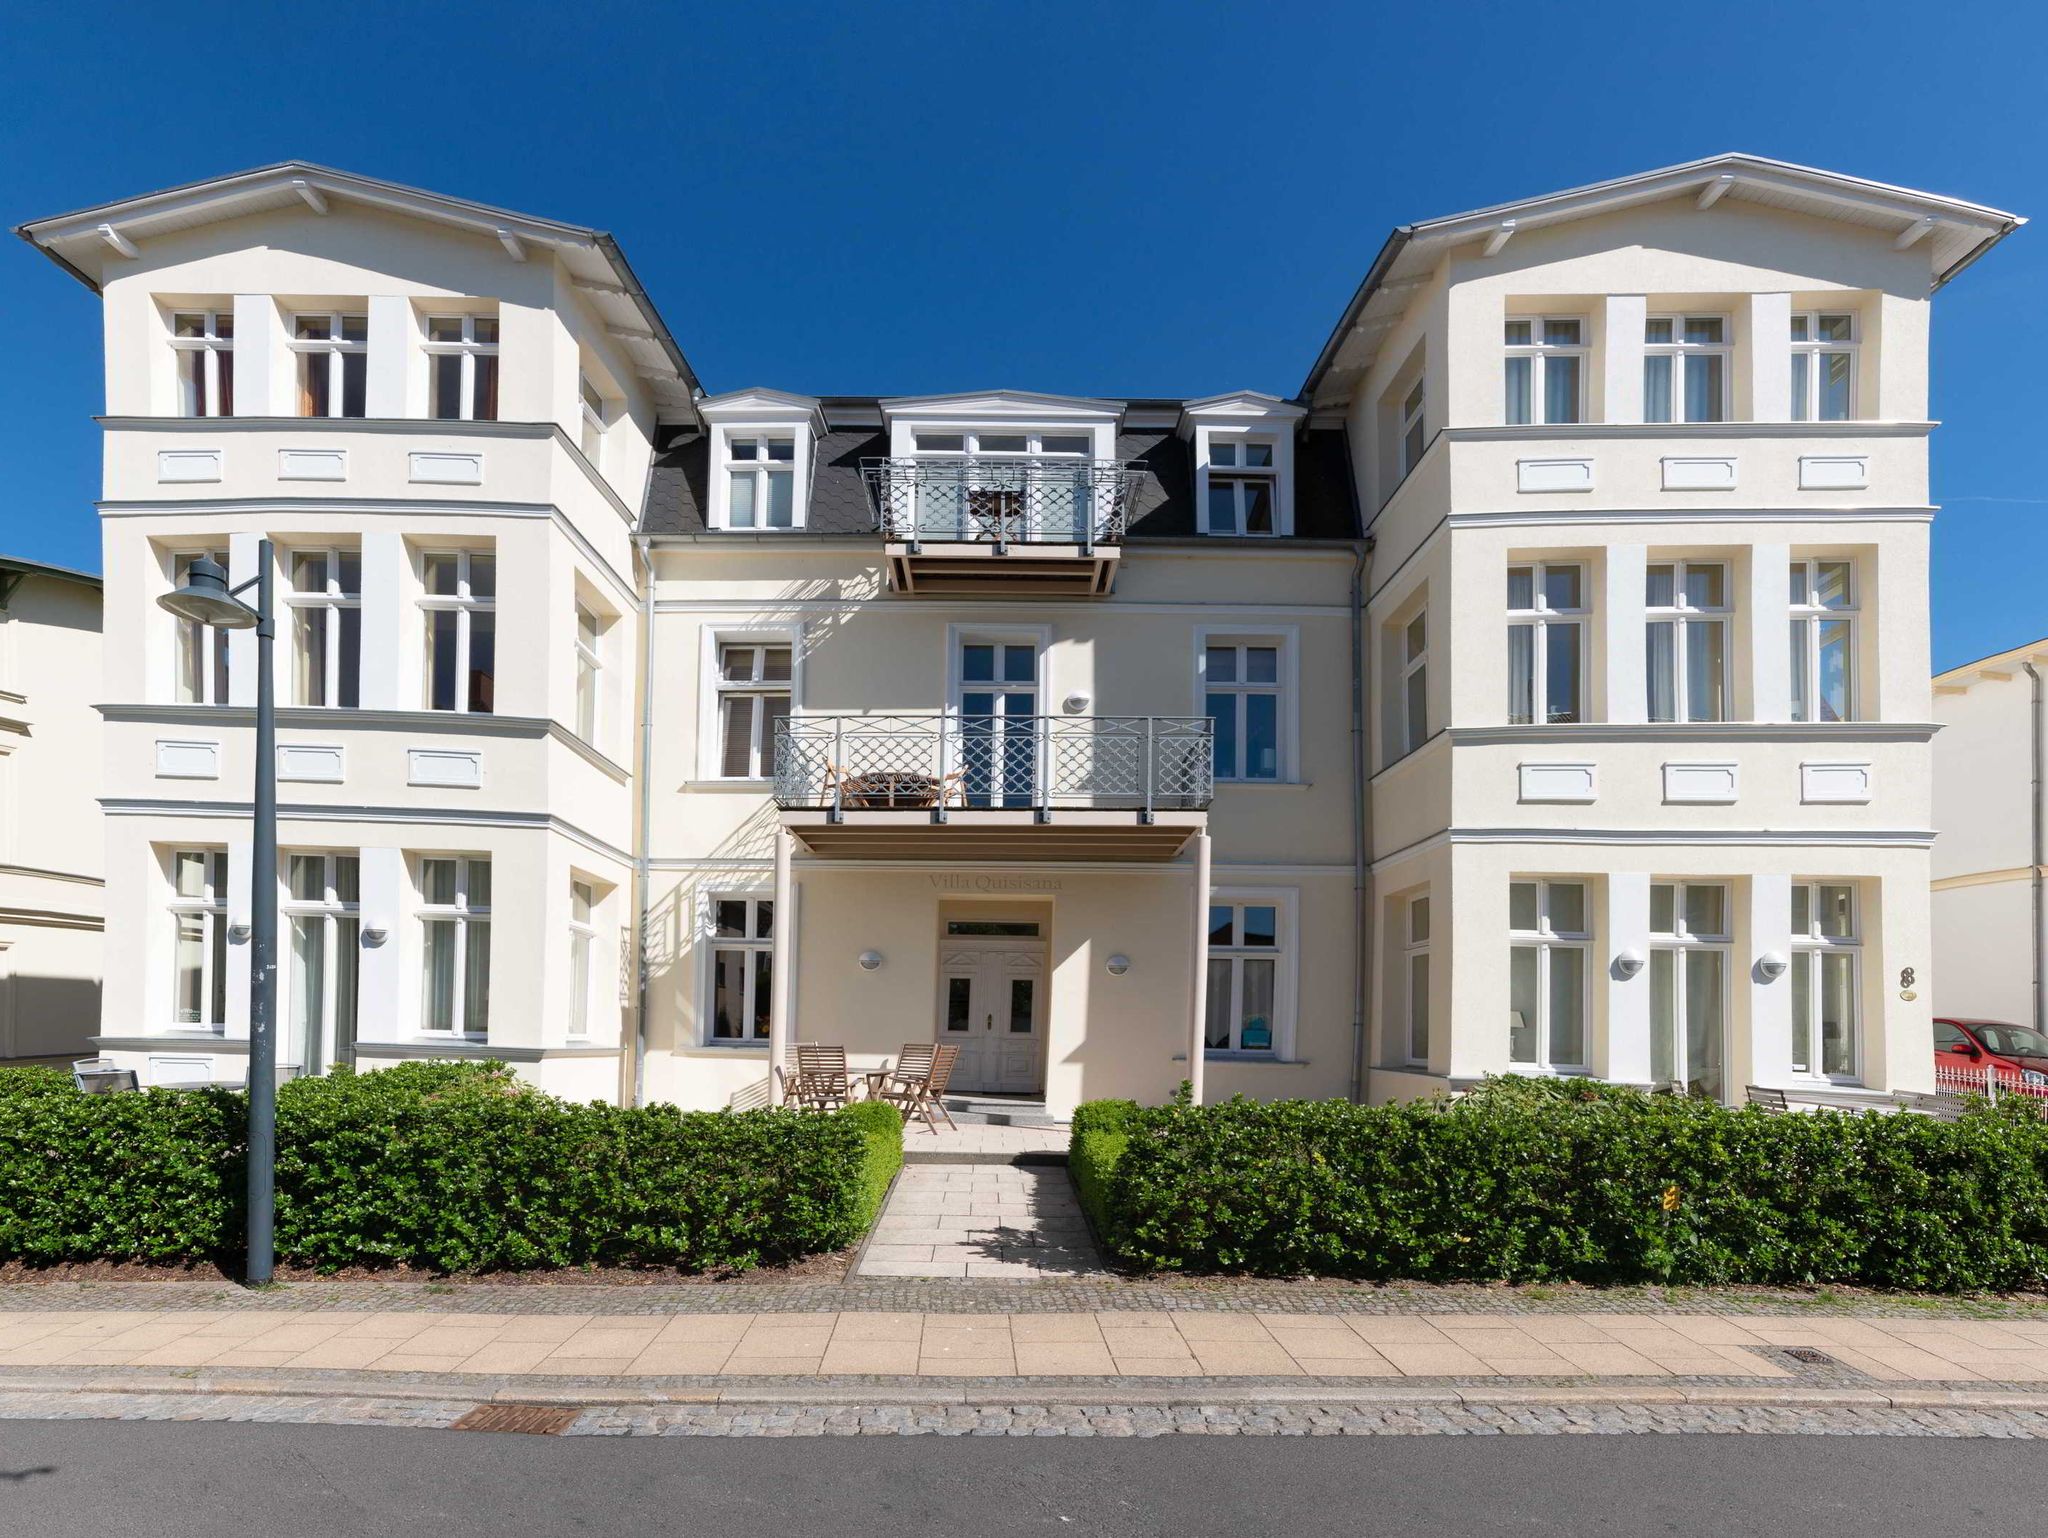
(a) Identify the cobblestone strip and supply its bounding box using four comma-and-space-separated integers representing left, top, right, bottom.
6, 1389, 2048, 1438
8, 1277, 2048, 1321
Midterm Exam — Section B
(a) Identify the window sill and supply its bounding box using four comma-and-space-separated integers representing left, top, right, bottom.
1173, 1051, 1306, 1065
695, 1041, 770, 1054
410, 1033, 487, 1045
1214, 779, 1314, 790
683, 778, 773, 792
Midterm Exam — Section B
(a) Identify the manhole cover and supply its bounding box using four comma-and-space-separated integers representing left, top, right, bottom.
1782, 1347, 1836, 1366
452, 1404, 582, 1435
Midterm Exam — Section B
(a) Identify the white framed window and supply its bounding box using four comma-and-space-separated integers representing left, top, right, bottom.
1204, 437, 1278, 536
1508, 878, 1589, 1072
715, 641, 793, 779
725, 436, 798, 529
168, 849, 228, 1031
287, 548, 361, 709
909, 430, 1093, 543
574, 601, 604, 744
1650, 882, 1728, 1095
1507, 563, 1585, 725
1791, 312, 1858, 422
568, 880, 595, 1038
284, 851, 359, 1072
1200, 638, 1284, 782
170, 310, 234, 417
1646, 560, 1729, 723
1404, 894, 1431, 1066
1643, 315, 1730, 424
1399, 376, 1427, 476
914, 429, 1092, 456
1205, 896, 1291, 1055
1504, 317, 1586, 426
424, 314, 499, 421
578, 372, 607, 463
419, 856, 490, 1035
1790, 881, 1860, 1080
1790, 558, 1856, 723
172, 550, 231, 705
707, 895, 773, 1043
420, 550, 495, 714
1401, 611, 1428, 755
290, 312, 367, 418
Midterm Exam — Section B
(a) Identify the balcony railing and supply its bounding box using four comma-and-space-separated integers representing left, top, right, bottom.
861, 458, 1150, 552
773, 714, 1213, 818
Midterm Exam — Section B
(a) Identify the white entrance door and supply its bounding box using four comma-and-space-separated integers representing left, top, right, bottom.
938, 941, 1047, 1095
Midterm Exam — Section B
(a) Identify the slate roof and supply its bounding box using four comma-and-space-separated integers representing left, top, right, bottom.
640, 408, 1359, 541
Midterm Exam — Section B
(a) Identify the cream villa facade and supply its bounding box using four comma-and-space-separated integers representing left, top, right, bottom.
0, 556, 104, 1062
15, 154, 2020, 1114
1930, 640, 2048, 1029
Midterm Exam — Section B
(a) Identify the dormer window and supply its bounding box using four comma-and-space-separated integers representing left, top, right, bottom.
727, 436, 797, 528
701, 391, 825, 533
1205, 439, 1277, 535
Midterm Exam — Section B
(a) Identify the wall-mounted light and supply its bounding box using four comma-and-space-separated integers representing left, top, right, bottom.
361, 926, 389, 948
1610, 947, 1645, 980
1063, 693, 1091, 715
227, 922, 251, 945
1105, 954, 1131, 976
858, 950, 884, 972
1755, 951, 1789, 983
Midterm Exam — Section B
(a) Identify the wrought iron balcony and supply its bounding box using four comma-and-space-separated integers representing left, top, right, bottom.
861, 457, 1149, 551
773, 714, 1213, 819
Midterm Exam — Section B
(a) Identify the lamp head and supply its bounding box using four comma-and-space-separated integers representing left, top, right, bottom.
158, 557, 257, 629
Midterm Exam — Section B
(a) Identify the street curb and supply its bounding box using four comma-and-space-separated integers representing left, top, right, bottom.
4, 1369, 2047, 1415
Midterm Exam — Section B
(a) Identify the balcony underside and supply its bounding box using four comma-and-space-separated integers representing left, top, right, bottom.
781, 807, 1203, 861
885, 542, 1119, 597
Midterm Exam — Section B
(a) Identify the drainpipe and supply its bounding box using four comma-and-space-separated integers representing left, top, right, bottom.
2027, 661, 2046, 1036
631, 531, 656, 1106
1349, 539, 1373, 1102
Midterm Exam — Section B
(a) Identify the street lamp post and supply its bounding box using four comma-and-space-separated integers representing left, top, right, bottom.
158, 542, 278, 1284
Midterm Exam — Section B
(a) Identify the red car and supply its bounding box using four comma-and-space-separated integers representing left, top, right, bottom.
1935, 1017, 2048, 1089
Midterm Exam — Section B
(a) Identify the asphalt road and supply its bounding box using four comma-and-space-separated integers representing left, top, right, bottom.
2, 1420, 2045, 1537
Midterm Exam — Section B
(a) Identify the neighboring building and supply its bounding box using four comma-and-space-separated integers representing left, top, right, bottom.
1930, 640, 2048, 1029
15, 154, 2020, 1112
0, 555, 104, 1062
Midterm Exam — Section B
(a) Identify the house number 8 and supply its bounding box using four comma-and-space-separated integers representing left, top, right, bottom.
1900, 967, 1916, 988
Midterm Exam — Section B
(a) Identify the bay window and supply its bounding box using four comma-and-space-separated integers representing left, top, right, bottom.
1504, 317, 1585, 426
1791, 882, 1860, 1080
1643, 315, 1729, 423
168, 849, 228, 1031
420, 550, 495, 713
170, 311, 234, 417
1646, 561, 1729, 723
425, 314, 499, 421
419, 856, 490, 1035
288, 548, 362, 708
1790, 558, 1856, 723
1507, 563, 1585, 725
1508, 879, 1588, 1072
172, 550, 232, 704
709, 896, 773, 1042
1791, 313, 1857, 422
290, 313, 368, 418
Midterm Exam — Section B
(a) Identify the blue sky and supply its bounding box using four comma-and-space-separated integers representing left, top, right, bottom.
3, 0, 2042, 669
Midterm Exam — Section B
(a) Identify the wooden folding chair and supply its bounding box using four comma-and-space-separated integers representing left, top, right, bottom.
880, 1042, 960, 1133
780, 1044, 851, 1110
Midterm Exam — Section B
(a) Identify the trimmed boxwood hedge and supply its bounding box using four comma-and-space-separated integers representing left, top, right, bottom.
1071, 1078, 2048, 1292
0, 1061, 902, 1274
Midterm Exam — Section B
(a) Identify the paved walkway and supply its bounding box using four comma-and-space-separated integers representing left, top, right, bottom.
899, 1124, 1068, 1158
857, 1164, 1101, 1280
9, 1307, 2048, 1383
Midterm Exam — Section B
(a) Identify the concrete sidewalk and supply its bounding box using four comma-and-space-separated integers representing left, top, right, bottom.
8, 1304, 2048, 1385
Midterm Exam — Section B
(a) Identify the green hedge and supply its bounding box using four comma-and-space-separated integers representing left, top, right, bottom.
1071, 1078, 2048, 1291
0, 1062, 902, 1274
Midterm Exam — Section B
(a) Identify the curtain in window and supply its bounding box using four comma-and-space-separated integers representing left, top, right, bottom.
1507, 624, 1535, 725
1646, 622, 1677, 722
1547, 948, 1584, 1066
1545, 623, 1580, 724
1543, 355, 1579, 425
